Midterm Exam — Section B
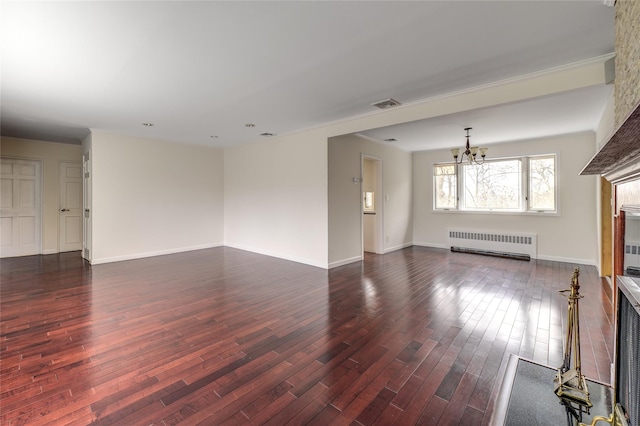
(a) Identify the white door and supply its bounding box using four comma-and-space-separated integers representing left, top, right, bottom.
59, 162, 83, 252
0, 158, 42, 258
82, 153, 91, 261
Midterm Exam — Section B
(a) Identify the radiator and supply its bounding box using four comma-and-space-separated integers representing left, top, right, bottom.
447, 228, 537, 259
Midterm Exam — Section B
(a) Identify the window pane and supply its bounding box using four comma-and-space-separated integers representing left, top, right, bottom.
434, 164, 457, 209
434, 164, 455, 176
462, 160, 521, 210
529, 156, 555, 210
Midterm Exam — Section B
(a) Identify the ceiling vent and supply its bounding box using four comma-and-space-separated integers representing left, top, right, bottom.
371, 98, 402, 109
384, 138, 397, 143
259, 132, 275, 137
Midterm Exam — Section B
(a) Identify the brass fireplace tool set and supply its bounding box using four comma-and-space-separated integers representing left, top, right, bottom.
555, 268, 627, 426
555, 268, 592, 408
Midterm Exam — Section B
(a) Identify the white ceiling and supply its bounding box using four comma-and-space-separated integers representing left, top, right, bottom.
1, 1, 615, 151
359, 84, 614, 151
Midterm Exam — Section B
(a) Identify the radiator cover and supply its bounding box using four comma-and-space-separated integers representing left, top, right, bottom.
447, 228, 537, 259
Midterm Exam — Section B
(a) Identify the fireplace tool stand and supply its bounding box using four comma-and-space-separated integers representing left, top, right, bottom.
555, 268, 593, 408
554, 269, 629, 426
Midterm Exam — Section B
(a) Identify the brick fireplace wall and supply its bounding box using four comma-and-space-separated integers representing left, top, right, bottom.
615, 0, 640, 125
614, 0, 640, 207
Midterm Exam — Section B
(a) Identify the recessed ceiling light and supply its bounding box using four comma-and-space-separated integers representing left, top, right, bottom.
245, 123, 255, 128
142, 123, 154, 127
384, 138, 397, 142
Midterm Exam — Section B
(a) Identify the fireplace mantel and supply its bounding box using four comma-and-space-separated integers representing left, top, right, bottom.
581, 101, 640, 183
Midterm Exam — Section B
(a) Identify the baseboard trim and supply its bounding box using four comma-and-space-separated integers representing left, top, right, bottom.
602, 275, 613, 303
535, 255, 597, 266
224, 243, 328, 269
42, 249, 58, 255
412, 242, 448, 249
328, 256, 362, 269
90, 243, 224, 265
83, 241, 598, 269
383, 242, 413, 253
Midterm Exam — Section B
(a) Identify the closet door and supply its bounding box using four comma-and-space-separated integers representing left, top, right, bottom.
0, 158, 41, 258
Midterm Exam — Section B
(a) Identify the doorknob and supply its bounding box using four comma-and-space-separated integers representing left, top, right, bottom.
61, 208, 69, 212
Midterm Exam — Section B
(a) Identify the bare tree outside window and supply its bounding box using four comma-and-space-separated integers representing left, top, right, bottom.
462, 160, 521, 210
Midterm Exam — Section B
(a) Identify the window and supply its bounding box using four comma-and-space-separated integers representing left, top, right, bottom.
462, 159, 521, 211
434, 164, 457, 209
433, 155, 556, 213
528, 155, 556, 211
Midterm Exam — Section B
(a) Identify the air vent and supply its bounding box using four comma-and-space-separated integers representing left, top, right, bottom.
259, 132, 275, 137
371, 98, 401, 109
384, 138, 397, 143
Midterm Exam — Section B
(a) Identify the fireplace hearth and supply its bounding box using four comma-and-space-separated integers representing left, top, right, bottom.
493, 356, 613, 426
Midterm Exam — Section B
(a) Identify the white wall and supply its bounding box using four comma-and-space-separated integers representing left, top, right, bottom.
223, 130, 328, 268
90, 131, 224, 263
222, 61, 607, 269
37, 59, 607, 268
0, 137, 82, 254
413, 132, 599, 265
329, 134, 413, 267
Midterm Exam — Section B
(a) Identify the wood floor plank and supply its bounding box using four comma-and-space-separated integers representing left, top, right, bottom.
306, 403, 342, 426
435, 372, 480, 425
415, 395, 448, 426
240, 380, 294, 419
0, 247, 614, 425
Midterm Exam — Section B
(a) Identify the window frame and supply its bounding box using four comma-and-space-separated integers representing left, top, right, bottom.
432, 154, 558, 215
433, 163, 458, 210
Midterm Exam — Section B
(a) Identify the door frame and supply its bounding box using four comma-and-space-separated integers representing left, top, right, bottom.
82, 152, 91, 262
0, 156, 43, 257
361, 154, 384, 255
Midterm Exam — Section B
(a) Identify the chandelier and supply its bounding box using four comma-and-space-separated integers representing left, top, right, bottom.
451, 127, 487, 165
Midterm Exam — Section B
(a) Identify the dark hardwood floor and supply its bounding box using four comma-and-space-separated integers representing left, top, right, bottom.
0, 247, 614, 425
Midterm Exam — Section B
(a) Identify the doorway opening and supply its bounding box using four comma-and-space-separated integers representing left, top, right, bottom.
362, 155, 383, 255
